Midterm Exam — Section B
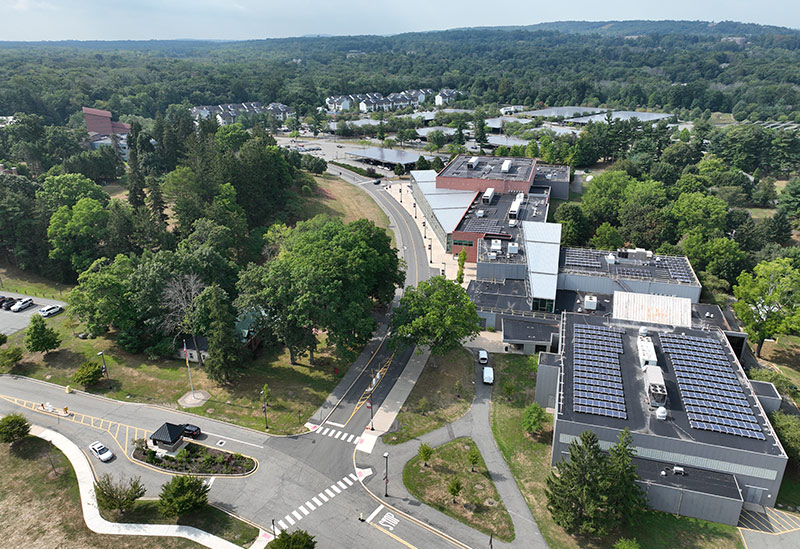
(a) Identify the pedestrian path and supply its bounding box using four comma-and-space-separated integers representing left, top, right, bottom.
275, 469, 373, 534
739, 506, 800, 533
304, 422, 363, 446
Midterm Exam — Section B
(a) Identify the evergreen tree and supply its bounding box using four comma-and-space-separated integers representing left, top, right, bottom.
431, 156, 445, 172
147, 177, 168, 226
606, 429, 647, 527
416, 156, 431, 171
546, 430, 612, 536
270, 530, 316, 548
194, 284, 242, 384
158, 475, 209, 517
762, 210, 793, 245
474, 118, 487, 146
24, 314, 61, 355
127, 170, 146, 208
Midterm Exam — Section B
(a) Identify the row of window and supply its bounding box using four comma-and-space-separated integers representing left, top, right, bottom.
452, 239, 474, 247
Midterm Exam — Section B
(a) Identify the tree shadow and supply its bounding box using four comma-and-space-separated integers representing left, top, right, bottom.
41, 348, 85, 369
10, 436, 53, 459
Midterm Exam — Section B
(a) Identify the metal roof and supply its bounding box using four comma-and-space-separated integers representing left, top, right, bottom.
517, 106, 607, 118
568, 111, 673, 124
346, 147, 433, 165
414, 179, 476, 234
612, 291, 692, 328
522, 221, 562, 301
487, 135, 530, 147
522, 221, 562, 244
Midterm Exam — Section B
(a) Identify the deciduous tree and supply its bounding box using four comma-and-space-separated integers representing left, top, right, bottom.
158, 475, 209, 517
24, 314, 61, 355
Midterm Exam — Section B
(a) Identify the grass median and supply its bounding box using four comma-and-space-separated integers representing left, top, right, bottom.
489, 353, 743, 549
403, 437, 514, 542
383, 347, 475, 445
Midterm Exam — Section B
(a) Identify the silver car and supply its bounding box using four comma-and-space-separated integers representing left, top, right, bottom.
89, 441, 114, 462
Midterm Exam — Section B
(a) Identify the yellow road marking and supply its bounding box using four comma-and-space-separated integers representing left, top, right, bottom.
343, 353, 395, 427
765, 507, 797, 531
370, 523, 418, 549
743, 510, 773, 531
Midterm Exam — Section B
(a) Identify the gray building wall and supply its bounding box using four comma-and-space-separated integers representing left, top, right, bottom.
751, 381, 782, 415
476, 261, 527, 282
410, 184, 450, 252
552, 419, 787, 507
535, 359, 561, 409
638, 482, 743, 526
547, 180, 569, 200
557, 273, 702, 303
476, 310, 496, 330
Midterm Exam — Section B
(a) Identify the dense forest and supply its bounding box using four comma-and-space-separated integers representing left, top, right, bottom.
1, 20, 800, 125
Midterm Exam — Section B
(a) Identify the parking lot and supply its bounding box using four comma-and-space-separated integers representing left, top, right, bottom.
0, 291, 67, 336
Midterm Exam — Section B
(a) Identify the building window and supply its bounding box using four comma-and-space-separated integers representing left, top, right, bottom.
453, 240, 474, 247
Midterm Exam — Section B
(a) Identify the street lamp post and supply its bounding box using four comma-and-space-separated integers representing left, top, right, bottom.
428, 240, 433, 263
413, 202, 417, 219
422, 220, 426, 239
260, 391, 269, 431
97, 351, 109, 381
369, 397, 374, 430
399, 185, 402, 203
383, 452, 389, 497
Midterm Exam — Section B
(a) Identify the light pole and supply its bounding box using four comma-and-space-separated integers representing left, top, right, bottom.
260, 390, 269, 431
399, 185, 402, 203
272, 519, 276, 536
383, 452, 389, 497
422, 220, 426, 239
413, 202, 417, 219
428, 241, 433, 263
369, 396, 374, 430
97, 351, 109, 381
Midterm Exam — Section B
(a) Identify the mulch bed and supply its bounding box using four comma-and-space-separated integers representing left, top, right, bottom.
132, 442, 255, 475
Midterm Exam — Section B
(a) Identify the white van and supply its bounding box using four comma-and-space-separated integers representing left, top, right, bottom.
478, 350, 489, 364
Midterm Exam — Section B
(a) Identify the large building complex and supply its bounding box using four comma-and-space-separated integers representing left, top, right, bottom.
534, 308, 787, 526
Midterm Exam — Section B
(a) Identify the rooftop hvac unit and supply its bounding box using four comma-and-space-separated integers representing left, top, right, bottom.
467, 156, 479, 169
476, 209, 485, 218
501, 159, 512, 173
508, 242, 519, 255
487, 252, 497, 260
584, 295, 597, 311
605, 253, 616, 265
491, 239, 502, 252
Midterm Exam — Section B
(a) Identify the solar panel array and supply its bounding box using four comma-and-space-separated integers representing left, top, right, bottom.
617, 267, 650, 279
662, 257, 695, 284
564, 249, 602, 269
659, 333, 765, 440
572, 324, 627, 420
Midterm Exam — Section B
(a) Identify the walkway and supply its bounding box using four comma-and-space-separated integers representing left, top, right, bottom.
28, 422, 247, 549
358, 362, 547, 548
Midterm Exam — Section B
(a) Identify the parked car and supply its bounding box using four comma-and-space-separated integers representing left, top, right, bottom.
11, 297, 33, 312
372, 179, 381, 185
478, 349, 489, 364
89, 441, 114, 462
483, 366, 494, 385
38, 304, 63, 317
182, 424, 202, 438
2, 298, 17, 310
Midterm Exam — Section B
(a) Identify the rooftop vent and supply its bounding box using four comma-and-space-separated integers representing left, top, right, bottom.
656, 406, 668, 421
467, 156, 479, 169
501, 159, 512, 173
673, 466, 685, 476
605, 253, 616, 265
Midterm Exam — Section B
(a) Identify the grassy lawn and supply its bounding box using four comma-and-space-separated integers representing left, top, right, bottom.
104, 501, 258, 547
0, 262, 73, 299
306, 175, 390, 227
383, 348, 475, 445
760, 335, 800, 400
403, 437, 515, 542
746, 207, 776, 220
0, 436, 200, 548
5, 314, 350, 435
778, 469, 800, 508
489, 353, 743, 549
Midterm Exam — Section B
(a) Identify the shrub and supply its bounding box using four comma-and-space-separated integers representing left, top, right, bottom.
0, 413, 30, 445
71, 361, 103, 387
448, 477, 462, 504
94, 474, 146, 516
0, 346, 24, 372
417, 396, 431, 415
614, 538, 641, 549
467, 446, 481, 472
158, 475, 209, 517
133, 438, 147, 453
522, 403, 547, 435
270, 529, 317, 548
453, 380, 463, 398
146, 449, 158, 464
418, 443, 433, 466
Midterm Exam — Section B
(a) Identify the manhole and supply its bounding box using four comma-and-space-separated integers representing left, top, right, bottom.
216, 440, 225, 447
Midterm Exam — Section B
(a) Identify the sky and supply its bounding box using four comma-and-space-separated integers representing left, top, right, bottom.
0, 0, 797, 41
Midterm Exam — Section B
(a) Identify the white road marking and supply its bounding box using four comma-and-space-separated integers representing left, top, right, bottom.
353, 437, 360, 445
326, 420, 345, 427
331, 484, 342, 494
285, 514, 295, 526
292, 510, 302, 521
343, 477, 354, 486
312, 496, 322, 506
299, 506, 309, 516
334, 431, 343, 439
346, 434, 355, 442
327, 430, 335, 437
318, 492, 329, 502
325, 488, 335, 498
321, 427, 330, 436
337, 480, 347, 490
202, 431, 264, 449
349, 473, 358, 481
366, 504, 384, 524
305, 500, 315, 511
278, 520, 288, 531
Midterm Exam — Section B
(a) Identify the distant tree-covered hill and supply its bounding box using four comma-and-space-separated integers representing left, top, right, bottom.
512, 20, 799, 37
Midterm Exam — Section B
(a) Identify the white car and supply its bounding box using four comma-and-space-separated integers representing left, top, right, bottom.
10, 297, 33, 312
89, 441, 114, 462
478, 350, 489, 364
483, 366, 494, 385
38, 304, 63, 317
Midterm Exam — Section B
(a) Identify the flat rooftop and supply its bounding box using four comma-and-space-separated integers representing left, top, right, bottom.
633, 457, 741, 500
534, 164, 570, 184
468, 279, 531, 313
412, 170, 477, 234
417, 126, 456, 138
568, 110, 673, 124
457, 188, 548, 236
518, 106, 607, 118
347, 147, 434, 165
440, 155, 535, 183
559, 248, 700, 286
502, 316, 559, 342
486, 135, 530, 147
559, 313, 782, 456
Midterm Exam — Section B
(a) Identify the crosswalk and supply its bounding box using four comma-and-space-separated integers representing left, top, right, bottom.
305, 422, 363, 445
275, 470, 371, 533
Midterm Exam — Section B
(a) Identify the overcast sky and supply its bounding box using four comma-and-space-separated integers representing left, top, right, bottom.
0, 0, 797, 41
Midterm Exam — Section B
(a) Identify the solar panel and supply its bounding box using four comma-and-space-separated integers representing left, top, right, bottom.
617, 267, 650, 279
572, 323, 627, 419
564, 249, 602, 269
660, 333, 764, 441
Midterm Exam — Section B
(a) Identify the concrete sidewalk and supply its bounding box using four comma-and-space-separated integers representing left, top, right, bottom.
31, 424, 245, 549
368, 347, 430, 435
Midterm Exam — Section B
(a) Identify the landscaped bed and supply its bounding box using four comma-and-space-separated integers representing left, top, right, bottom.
132, 442, 256, 476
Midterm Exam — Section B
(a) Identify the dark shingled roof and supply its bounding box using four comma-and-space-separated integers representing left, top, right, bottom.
150, 422, 184, 444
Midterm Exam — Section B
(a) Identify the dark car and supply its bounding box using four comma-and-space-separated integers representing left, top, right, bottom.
182, 424, 201, 438
2, 298, 17, 310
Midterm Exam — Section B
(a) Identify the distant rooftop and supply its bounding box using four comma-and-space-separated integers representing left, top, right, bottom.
518, 106, 608, 118
568, 110, 673, 124
486, 134, 530, 147
439, 155, 535, 183
534, 164, 570, 184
